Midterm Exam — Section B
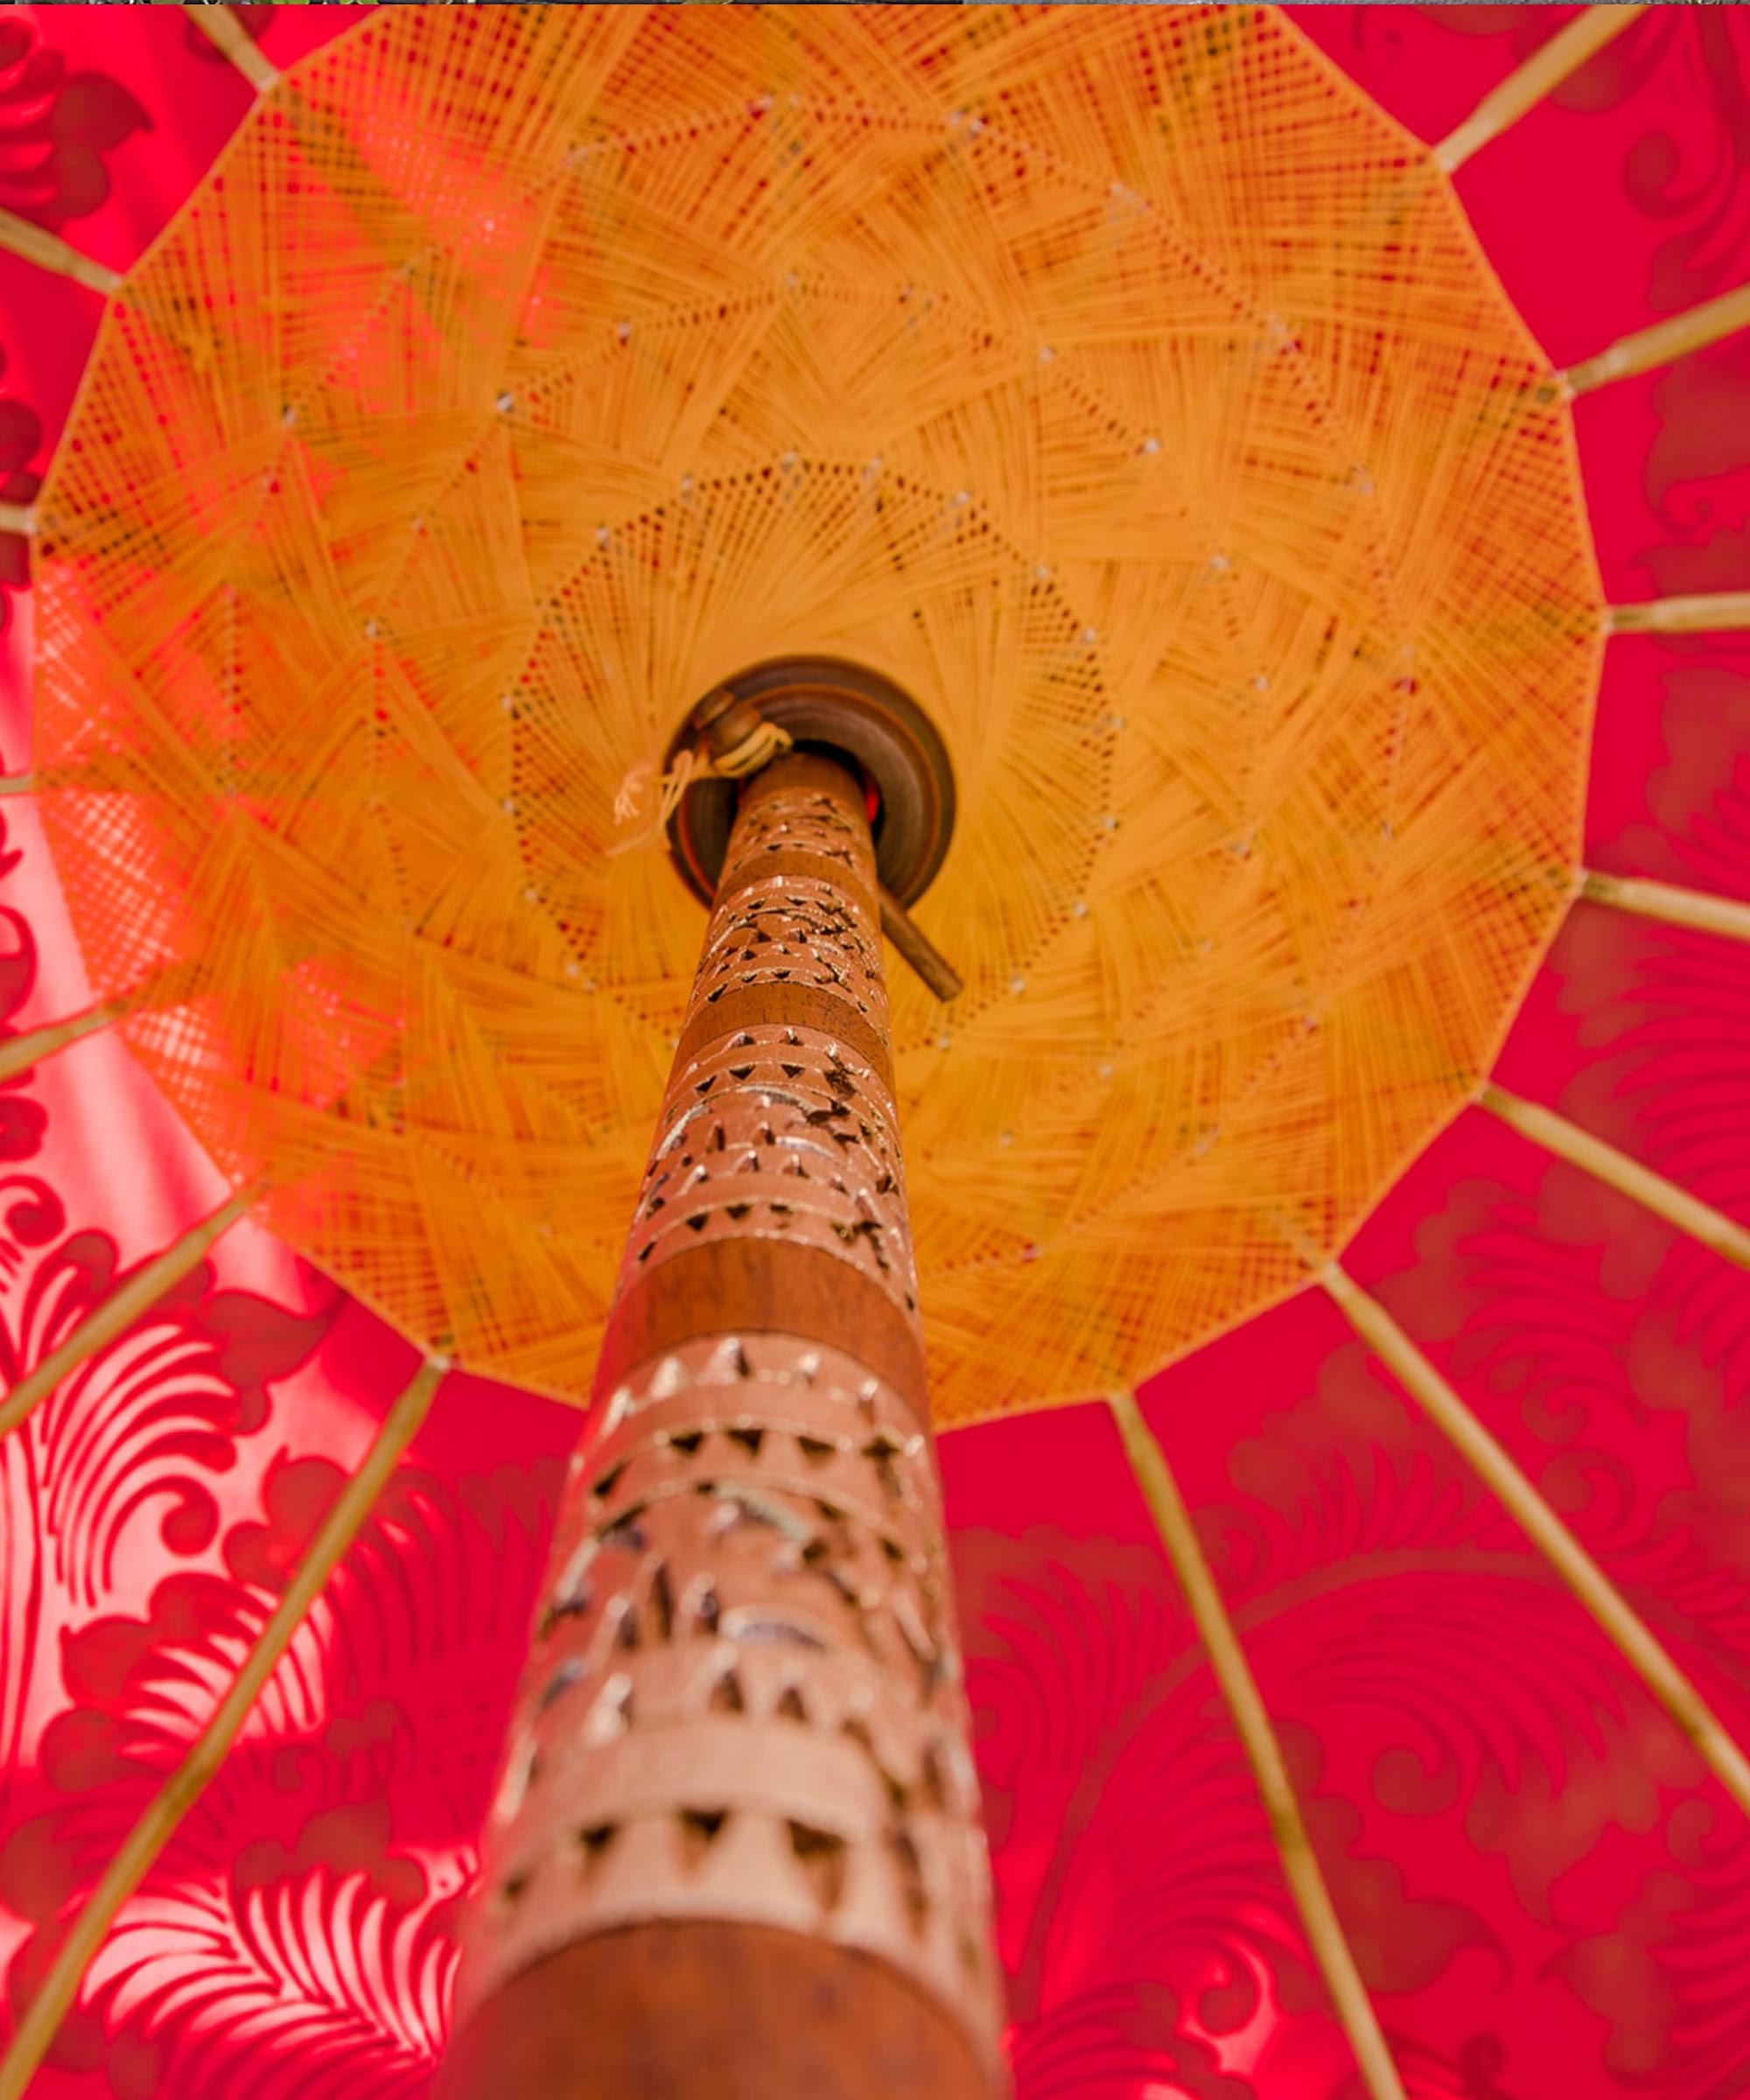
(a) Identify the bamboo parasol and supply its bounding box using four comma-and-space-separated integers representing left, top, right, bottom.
1, 4, 1749, 2096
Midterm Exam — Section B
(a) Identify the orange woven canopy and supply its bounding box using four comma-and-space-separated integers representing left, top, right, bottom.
33, 3, 1600, 1420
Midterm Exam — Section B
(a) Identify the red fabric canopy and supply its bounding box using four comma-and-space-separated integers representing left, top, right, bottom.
2, 8, 1749, 2096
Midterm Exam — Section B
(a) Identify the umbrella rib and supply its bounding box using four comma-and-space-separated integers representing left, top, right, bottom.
183, 3, 279, 94
1609, 592, 1750, 634
1580, 870, 1750, 948
0, 1184, 262, 1446
1563, 280, 1750, 395
1480, 1082, 1750, 1275
0, 1353, 445, 2100
0, 962, 207, 1086
1319, 1261, 1750, 1819
0, 501, 33, 538
0, 996, 136, 1086
1106, 1388, 1410, 2100
1432, 6, 1646, 174
0, 208, 120, 296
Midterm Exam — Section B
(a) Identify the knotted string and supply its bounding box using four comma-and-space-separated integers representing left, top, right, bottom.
611, 715, 794, 853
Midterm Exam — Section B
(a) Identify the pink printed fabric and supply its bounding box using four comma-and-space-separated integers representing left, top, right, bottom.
2, 7, 1749, 2095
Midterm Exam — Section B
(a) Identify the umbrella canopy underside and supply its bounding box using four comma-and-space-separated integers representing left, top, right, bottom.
0, 7, 1748, 2100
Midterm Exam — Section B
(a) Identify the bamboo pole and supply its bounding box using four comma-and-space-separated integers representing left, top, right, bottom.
1480, 1083, 1750, 1276
1610, 592, 1750, 635
0, 208, 121, 296
1564, 281, 1750, 396
0, 500, 34, 539
0, 1354, 446, 2100
183, 4, 279, 94
1581, 870, 1750, 948
0, 1186, 260, 1446
1320, 1263, 1750, 1816
438, 749, 1001, 2100
1106, 1388, 1409, 2100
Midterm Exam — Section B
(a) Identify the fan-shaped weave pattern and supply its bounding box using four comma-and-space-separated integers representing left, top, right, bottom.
32, 4, 1601, 1421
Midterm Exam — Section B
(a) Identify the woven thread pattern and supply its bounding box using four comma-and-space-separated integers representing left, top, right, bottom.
33, 4, 1601, 1420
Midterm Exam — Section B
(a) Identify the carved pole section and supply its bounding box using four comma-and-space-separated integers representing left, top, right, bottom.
438, 753, 1004, 2098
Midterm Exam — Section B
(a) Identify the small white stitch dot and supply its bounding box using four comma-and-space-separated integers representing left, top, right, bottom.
614, 319, 631, 343
1071, 899, 1089, 919
1097, 1062, 1114, 1081
1139, 435, 1159, 455
1102, 813, 1119, 831
1009, 976, 1026, 996
1033, 563, 1053, 582
495, 390, 514, 413
1037, 345, 1054, 364
596, 525, 610, 548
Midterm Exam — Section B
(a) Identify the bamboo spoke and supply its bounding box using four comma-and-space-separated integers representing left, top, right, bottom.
1582, 870, 1750, 948
0, 962, 205, 1085
1320, 1264, 1750, 1818
1107, 1389, 1409, 2100
1433, 6, 1645, 175
0, 1186, 260, 1446
0, 208, 120, 295
1564, 281, 1750, 395
0, 1000, 120, 1086
0, 500, 34, 538
0, 1354, 445, 2100
1610, 592, 1750, 635
1481, 1082, 1750, 1274
184, 4, 279, 94
0, 776, 31, 799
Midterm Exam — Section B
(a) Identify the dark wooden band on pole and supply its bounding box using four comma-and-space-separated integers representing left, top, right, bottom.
438, 753, 1005, 2097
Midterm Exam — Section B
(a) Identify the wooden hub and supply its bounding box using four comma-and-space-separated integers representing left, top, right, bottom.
663, 658, 956, 909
